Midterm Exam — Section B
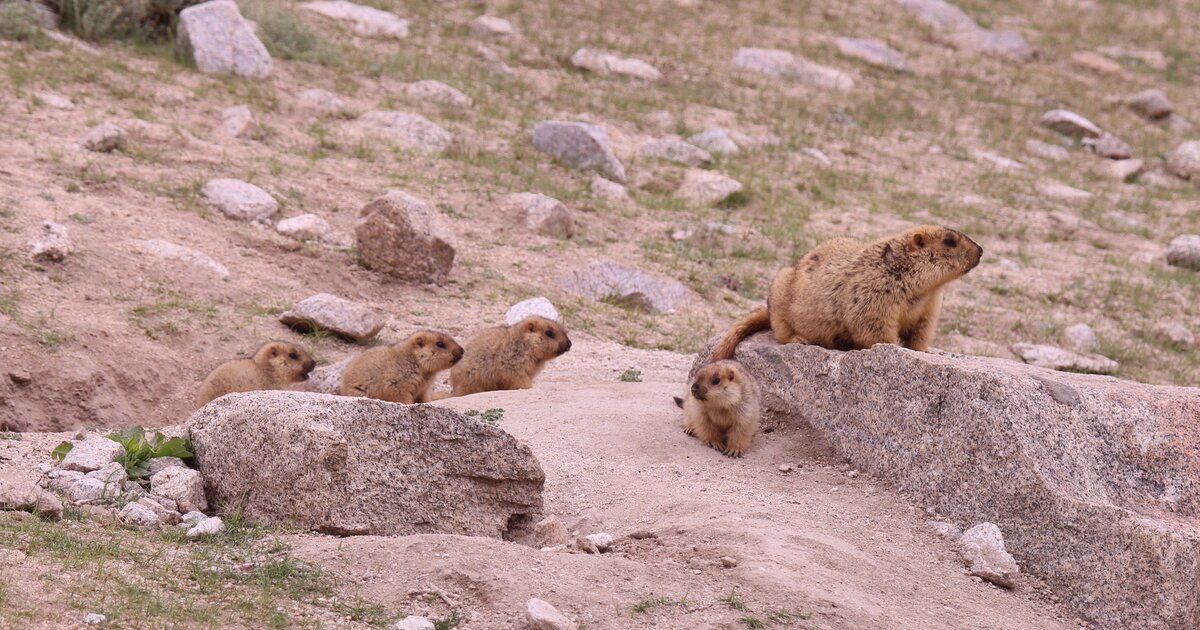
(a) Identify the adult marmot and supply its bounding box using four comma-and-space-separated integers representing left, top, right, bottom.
196, 341, 316, 407
712, 225, 982, 360
338, 330, 463, 403
450, 316, 571, 396
673, 360, 760, 458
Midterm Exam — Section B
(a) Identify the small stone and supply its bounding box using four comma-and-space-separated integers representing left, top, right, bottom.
46, 470, 84, 493
720, 556, 739, 568
151, 467, 207, 513
279, 293, 384, 342
221, 105, 257, 139
186, 515, 226, 539
354, 190, 457, 284
1166, 235, 1200, 271
1025, 139, 1070, 162
778, 463, 795, 473
36, 92, 74, 109
393, 616, 435, 630
835, 37, 907, 71
732, 47, 854, 90
1011, 343, 1118, 375
895, 0, 978, 33
1038, 182, 1092, 203
83, 613, 106, 625
180, 511, 207, 527
80, 122, 127, 152
132, 239, 230, 280
300, 1, 409, 39
848, 470, 860, 479
298, 88, 347, 113
61, 436, 124, 473
67, 478, 123, 503
559, 261, 692, 314
1128, 89, 1172, 121
401, 80, 472, 108
1068, 51, 1123, 74
532, 121, 627, 182
929, 520, 963, 541
469, 15, 514, 37
1153, 322, 1194, 348
1083, 133, 1132, 160
1102, 159, 1144, 183
275, 214, 332, 242
534, 515, 571, 548
177, 0, 272, 78
972, 150, 1025, 170
526, 598, 577, 630
590, 177, 630, 203
84, 462, 127, 485
643, 109, 675, 132
28, 220, 74, 263
357, 110, 452, 155
1165, 141, 1200, 180
585, 532, 614, 552
639, 136, 712, 167
803, 147, 832, 165
1063, 323, 1099, 353
8, 370, 31, 384
946, 29, 1033, 61
0, 478, 63, 519
1097, 45, 1168, 69
1040, 109, 1103, 139
570, 48, 661, 81
118, 501, 161, 529
506, 297, 560, 326
675, 169, 743, 206
687, 128, 740, 155
627, 530, 657, 540
960, 522, 1020, 588
201, 179, 278, 222
506, 193, 575, 239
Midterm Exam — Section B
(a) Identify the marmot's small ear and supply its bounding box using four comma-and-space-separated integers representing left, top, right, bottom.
269, 346, 279, 358
910, 232, 926, 250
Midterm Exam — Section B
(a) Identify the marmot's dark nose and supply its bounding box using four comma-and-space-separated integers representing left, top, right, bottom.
453, 348, 464, 362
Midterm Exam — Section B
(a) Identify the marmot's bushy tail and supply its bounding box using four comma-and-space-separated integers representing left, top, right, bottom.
710, 307, 770, 361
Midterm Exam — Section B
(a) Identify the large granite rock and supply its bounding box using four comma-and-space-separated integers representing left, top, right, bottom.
355, 190, 456, 284
695, 339, 1200, 630
177, 0, 272, 78
188, 391, 545, 537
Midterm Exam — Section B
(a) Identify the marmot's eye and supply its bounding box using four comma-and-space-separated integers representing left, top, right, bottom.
545, 330, 555, 338
943, 237, 957, 247
436, 341, 446, 349
288, 352, 299, 360
711, 377, 721, 386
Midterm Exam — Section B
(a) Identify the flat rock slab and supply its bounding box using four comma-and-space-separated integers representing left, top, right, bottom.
131, 239, 230, 280
300, 1, 409, 39
835, 37, 908, 71
531, 121, 626, 183
733, 48, 854, 90
201, 179, 278, 222
570, 48, 661, 81
187, 391, 545, 537
356, 110, 451, 154
279, 293, 384, 342
696, 340, 1200, 629
1040, 109, 1102, 139
177, 0, 272, 78
558, 261, 692, 313
1012, 342, 1118, 374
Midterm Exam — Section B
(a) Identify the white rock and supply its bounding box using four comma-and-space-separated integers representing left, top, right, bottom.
559, 261, 692, 314
221, 105, 256, 139
180, 511, 207, 527
1102, 159, 1144, 183
84, 462, 127, 485
570, 48, 661, 81
1083, 133, 1132, 160
639, 136, 712, 167
469, 15, 514, 37
687, 128, 740, 155
960, 522, 1020, 588
1166, 235, 1200, 271
83, 613, 106, 625
1154, 322, 1195, 348
275, 214, 332, 242
177, 0, 272, 78
971, 150, 1025, 170
525, 598, 577, 630
506, 298, 560, 326
590, 177, 630, 203
1039, 109, 1102, 139
0, 478, 63, 519
132, 239, 230, 280
201, 179, 278, 222
300, 1, 409, 39
61, 435, 124, 473
81, 122, 127, 152
1128, 89, 1172, 121
929, 520, 963, 541
1024, 139, 1070, 161
1165, 141, 1200, 180
532, 121, 626, 182
1011, 343, 1117, 374
803, 147, 832, 165
733, 47, 854, 90
895, 0, 978, 32
946, 28, 1033, 61
46, 470, 84, 493
28, 220, 74, 263
393, 616, 435, 630
675, 169, 743, 206
67, 477, 123, 503
119, 501, 161, 529
1038, 182, 1093, 203
835, 37, 907, 70
358, 110, 452, 155
298, 88, 347, 113
135, 497, 180, 524
505, 193, 575, 239
150, 467, 207, 513
1063, 323, 1099, 353
36, 92, 74, 109
279, 293, 384, 341
401, 80, 472, 108
585, 532, 613, 551
186, 515, 226, 539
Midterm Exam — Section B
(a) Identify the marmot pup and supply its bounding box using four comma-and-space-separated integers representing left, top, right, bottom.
673, 360, 760, 458
338, 330, 463, 403
196, 341, 316, 407
712, 225, 982, 360
450, 316, 571, 396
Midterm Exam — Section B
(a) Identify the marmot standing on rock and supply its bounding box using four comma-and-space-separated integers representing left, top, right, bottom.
711, 225, 982, 360
196, 341, 316, 407
450, 316, 572, 396
673, 360, 760, 458
338, 330, 464, 403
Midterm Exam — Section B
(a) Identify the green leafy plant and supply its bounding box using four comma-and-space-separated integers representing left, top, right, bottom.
50, 0, 202, 41
106, 427, 193, 479
50, 441, 73, 461
464, 408, 504, 424
619, 368, 643, 382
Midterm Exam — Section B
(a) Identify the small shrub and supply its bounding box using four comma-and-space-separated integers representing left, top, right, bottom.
464, 408, 504, 424
741, 617, 766, 629
0, 1, 46, 43
241, 0, 343, 67
619, 369, 642, 382
724, 589, 747, 611
50, 0, 202, 41
106, 426, 193, 478
433, 612, 464, 630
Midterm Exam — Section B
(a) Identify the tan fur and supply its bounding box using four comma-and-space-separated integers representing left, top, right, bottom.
338, 330, 463, 403
196, 342, 316, 407
711, 225, 982, 360
676, 361, 760, 458
450, 316, 572, 397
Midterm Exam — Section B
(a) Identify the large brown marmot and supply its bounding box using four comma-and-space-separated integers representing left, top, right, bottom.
196, 341, 316, 407
450, 316, 571, 396
673, 360, 760, 458
711, 225, 982, 360
338, 330, 463, 403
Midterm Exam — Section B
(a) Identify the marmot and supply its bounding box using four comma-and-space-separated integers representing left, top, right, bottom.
711, 225, 982, 360
338, 330, 464, 403
196, 341, 316, 407
450, 316, 571, 396
673, 360, 760, 458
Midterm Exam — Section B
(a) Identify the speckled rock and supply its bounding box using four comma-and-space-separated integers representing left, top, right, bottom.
80, 122, 127, 152
279, 293, 384, 342
533, 515, 571, 547
186, 515, 226, 539
525, 598, 577, 630
150, 467, 207, 514
590, 177, 630, 203
946, 28, 1033, 61
1167, 235, 1200, 271
638, 136, 712, 167
1102, 159, 1144, 182
693, 340, 1200, 629
187, 391, 545, 537
298, 88, 347, 113
675, 169, 743, 206
570, 48, 661, 81
1084, 133, 1132, 160
1128, 89, 1172, 121
532, 121, 626, 182
506, 193, 575, 239
506, 297, 560, 326
132, 239, 230, 280
355, 190, 456, 284
220, 105, 256, 138
1024, 139, 1069, 162
835, 37, 907, 70
559, 261, 693, 314
470, 15, 513, 37
357, 111, 451, 154
393, 616, 435, 630
401, 80, 471, 108
118, 501, 161, 529
28, 220, 74, 263
1166, 141, 1200, 180
1154, 322, 1195, 348
960, 523, 1020, 588
1039, 109, 1102, 139
895, 0, 977, 32
732, 48, 854, 90
275, 214, 332, 242
60, 435, 124, 473
1062, 323, 1098, 353
0, 478, 63, 519
201, 179, 278, 222
1012, 342, 1118, 374
177, 0, 272, 78
300, 1, 409, 39
687, 128, 740, 155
